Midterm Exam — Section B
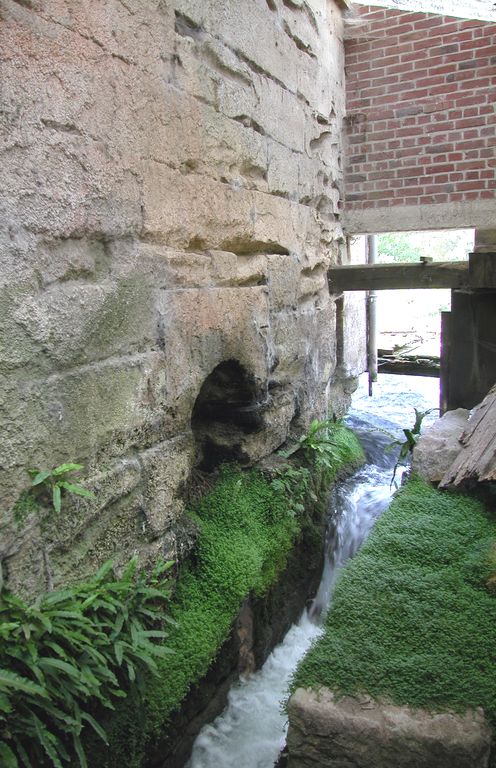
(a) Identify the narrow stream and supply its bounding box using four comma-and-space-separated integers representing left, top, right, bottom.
186, 374, 439, 768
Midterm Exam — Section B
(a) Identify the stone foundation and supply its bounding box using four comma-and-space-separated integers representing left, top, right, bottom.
0, 0, 366, 595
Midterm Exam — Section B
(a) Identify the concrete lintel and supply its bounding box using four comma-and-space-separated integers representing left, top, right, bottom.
341, 200, 496, 235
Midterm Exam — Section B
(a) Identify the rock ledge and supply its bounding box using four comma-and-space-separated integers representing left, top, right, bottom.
287, 687, 491, 768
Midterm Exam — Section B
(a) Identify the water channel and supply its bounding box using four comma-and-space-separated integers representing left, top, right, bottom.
186, 374, 439, 768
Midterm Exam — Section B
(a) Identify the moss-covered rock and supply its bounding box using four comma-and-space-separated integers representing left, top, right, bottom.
291, 475, 496, 747
98, 423, 363, 767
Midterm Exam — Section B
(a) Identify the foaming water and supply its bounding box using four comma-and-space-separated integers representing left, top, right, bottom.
310, 464, 397, 620
187, 615, 322, 768
186, 374, 439, 768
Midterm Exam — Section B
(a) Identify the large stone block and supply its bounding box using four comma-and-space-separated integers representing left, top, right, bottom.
156, 285, 272, 419
144, 80, 269, 193
218, 74, 307, 154
0, 0, 358, 598
12, 352, 171, 469
50, 491, 147, 588
413, 408, 470, 484
142, 161, 323, 257
287, 688, 492, 768
11, 277, 156, 369
172, 0, 301, 94
139, 434, 195, 537
269, 298, 337, 423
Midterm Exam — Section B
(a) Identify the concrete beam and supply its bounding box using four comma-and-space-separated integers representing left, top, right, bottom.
341, 200, 496, 235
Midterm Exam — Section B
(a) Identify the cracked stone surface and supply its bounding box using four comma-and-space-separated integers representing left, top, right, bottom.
0, 0, 365, 595
287, 688, 492, 768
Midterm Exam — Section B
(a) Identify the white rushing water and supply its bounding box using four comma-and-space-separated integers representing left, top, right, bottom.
186, 374, 439, 768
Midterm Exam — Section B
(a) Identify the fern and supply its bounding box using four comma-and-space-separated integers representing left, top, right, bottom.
0, 558, 172, 767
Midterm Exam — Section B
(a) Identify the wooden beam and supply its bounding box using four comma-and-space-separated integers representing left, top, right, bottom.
469, 252, 496, 289
378, 354, 440, 378
328, 260, 469, 292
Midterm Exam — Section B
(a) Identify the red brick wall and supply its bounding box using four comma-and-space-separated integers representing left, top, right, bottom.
344, 6, 495, 214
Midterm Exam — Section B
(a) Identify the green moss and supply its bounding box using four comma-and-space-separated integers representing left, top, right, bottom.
292, 475, 496, 729
102, 466, 297, 766
102, 424, 362, 766
325, 421, 365, 476
12, 490, 40, 528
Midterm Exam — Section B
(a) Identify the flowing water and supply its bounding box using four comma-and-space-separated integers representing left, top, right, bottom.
186, 374, 439, 768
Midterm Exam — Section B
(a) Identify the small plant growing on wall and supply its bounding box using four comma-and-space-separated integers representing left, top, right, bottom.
13, 463, 95, 530
272, 419, 365, 512
28, 463, 94, 513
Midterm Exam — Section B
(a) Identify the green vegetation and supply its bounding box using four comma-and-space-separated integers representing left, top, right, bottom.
378, 232, 422, 263
292, 475, 496, 728
379, 407, 438, 485
378, 230, 473, 264
0, 558, 172, 768
103, 422, 363, 767
152, 467, 296, 706
2, 422, 362, 768
103, 465, 300, 767
275, 419, 365, 505
14, 464, 94, 527
28, 463, 94, 514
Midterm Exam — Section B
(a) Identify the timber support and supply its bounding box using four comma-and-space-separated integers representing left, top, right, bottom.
331, 253, 496, 411
328, 260, 470, 292
328, 253, 496, 293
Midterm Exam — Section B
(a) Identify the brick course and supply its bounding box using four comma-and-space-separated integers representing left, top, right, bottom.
344, 6, 496, 212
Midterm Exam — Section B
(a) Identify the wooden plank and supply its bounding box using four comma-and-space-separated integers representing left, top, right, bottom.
469, 252, 496, 289
328, 260, 469, 292
439, 383, 496, 487
378, 355, 440, 378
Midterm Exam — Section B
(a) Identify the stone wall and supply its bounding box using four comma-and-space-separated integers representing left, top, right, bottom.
342, 4, 495, 233
0, 0, 364, 594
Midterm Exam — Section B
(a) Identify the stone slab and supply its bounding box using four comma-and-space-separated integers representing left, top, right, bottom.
342, 200, 496, 235
287, 687, 492, 768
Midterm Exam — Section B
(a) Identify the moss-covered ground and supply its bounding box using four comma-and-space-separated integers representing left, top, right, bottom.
292, 475, 496, 734
102, 424, 364, 767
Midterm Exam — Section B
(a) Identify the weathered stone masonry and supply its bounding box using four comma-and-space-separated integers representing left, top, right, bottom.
0, 0, 364, 595
342, 4, 495, 233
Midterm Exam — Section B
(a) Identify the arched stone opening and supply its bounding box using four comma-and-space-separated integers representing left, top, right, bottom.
191, 360, 264, 472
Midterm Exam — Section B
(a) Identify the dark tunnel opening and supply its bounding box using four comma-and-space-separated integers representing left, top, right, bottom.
191, 360, 265, 472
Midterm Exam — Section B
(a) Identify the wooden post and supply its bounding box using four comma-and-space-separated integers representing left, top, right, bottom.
448, 290, 496, 410
367, 234, 378, 396
440, 310, 451, 415
468, 252, 496, 288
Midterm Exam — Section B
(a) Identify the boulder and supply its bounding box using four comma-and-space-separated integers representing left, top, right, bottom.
412, 408, 469, 483
287, 687, 492, 768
